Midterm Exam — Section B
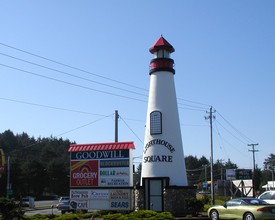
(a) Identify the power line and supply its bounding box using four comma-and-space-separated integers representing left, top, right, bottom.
0, 62, 209, 111
213, 121, 248, 159
0, 63, 147, 103
213, 122, 230, 159
178, 104, 208, 112
56, 114, 113, 137
5, 114, 113, 155
0, 97, 108, 116
0, 42, 212, 110
0, 96, 209, 129
0, 52, 148, 97
215, 119, 248, 145
178, 97, 211, 107
0, 42, 257, 157
119, 115, 144, 145
0, 63, 211, 112
216, 111, 256, 144
0, 42, 147, 92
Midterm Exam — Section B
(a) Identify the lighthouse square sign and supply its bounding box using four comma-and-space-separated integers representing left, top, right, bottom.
143, 138, 175, 163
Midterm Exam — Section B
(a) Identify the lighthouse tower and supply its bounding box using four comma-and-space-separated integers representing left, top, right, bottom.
141, 36, 188, 188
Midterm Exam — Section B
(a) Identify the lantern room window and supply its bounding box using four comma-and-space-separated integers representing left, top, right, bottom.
153, 49, 170, 59
150, 111, 162, 135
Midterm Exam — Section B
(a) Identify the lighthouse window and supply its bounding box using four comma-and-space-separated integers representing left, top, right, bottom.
150, 111, 162, 135
156, 49, 170, 58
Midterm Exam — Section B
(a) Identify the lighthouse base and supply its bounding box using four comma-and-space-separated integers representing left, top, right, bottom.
163, 186, 197, 216
134, 180, 197, 217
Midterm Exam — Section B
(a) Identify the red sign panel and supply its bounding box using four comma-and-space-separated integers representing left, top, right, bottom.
70, 160, 98, 187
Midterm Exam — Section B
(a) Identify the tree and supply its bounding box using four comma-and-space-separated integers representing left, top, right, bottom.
46, 159, 70, 196
0, 198, 24, 220
185, 155, 210, 186
263, 154, 275, 171
224, 158, 238, 169
133, 163, 142, 186
254, 165, 262, 192
261, 154, 275, 189
19, 160, 47, 196
0, 130, 72, 198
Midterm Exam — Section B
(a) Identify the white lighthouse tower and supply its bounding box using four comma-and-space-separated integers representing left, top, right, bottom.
141, 36, 188, 189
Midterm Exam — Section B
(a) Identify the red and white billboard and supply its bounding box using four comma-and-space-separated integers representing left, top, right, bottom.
70, 160, 98, 187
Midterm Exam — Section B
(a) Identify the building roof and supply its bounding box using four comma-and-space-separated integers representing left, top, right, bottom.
68, 141, 135, 152
149, 35, 175, 54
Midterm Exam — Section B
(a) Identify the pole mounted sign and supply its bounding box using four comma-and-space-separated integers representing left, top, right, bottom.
226, 169, 252, 180
236, 169, 252, 180
68, 142, 135, 211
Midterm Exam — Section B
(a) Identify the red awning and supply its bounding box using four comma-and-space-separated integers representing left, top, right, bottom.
68, 141, 135, 152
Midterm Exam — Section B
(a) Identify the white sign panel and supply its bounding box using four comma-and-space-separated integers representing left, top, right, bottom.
90, 189, 109, 200
70, 189, 132, 211
71, 190, 89, 200
226, 169, 236, 180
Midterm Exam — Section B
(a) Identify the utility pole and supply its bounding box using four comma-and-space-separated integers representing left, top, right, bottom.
205, 106, 215, 204
248, 143, 259, 197
203, 164, 208, 182
115, 110, 119, 142
6, 156, 10, 199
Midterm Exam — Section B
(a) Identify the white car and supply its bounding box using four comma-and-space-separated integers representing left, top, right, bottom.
56, 200, 76, 214
58, 196, 70, 203
258, 190, 275, 204
56, 196, 70, 209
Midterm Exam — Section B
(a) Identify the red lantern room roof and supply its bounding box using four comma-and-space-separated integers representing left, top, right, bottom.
149, 35, 175, 54
68, 141, 135, 152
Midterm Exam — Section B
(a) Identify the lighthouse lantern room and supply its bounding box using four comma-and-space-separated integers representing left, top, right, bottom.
149, 36, 175, 74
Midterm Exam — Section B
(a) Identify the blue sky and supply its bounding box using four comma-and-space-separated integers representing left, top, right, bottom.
0, 1, 274, 171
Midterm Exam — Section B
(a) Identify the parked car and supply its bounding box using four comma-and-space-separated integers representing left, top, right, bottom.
208, 197, 275, 220
58, 196, 70, 203
258, 191, 275, 204
21, 196, 35, 208
56, 200, 77, 214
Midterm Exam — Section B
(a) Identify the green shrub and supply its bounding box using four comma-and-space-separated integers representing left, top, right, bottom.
127, 210, 174, 220
128, 210, 158, 218
184, 198, 204, 215
152, 212, 174, 220
202, 199, 227, 212
103, 213, 128, 220
197, 194, 211, 204
22, 210, 175, 220
0, 197, 25, 220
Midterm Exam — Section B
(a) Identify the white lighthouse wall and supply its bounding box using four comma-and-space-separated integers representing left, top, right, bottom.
141, 71, 188, 186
